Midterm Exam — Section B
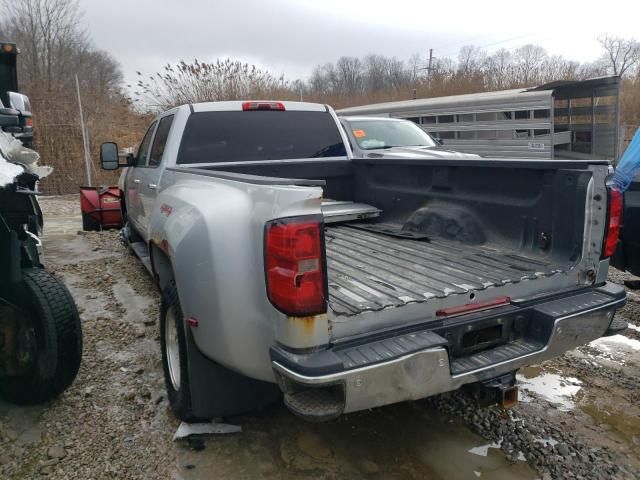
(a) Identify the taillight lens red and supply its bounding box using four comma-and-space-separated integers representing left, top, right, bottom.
242, 101, 285, 111
265, 216, 327, 316
602, 187, 623, 258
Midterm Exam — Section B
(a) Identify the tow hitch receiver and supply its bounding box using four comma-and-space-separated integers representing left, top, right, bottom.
463, 372, 519, 409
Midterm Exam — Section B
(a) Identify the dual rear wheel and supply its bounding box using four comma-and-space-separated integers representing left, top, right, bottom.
159, 282, 281, 421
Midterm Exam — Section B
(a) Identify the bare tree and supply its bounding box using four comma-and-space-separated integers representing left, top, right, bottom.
363, 54, 390, 92
485, 49, 513, 89
540, 55, 580, 82
75, 49, 122, 95
309, 64, 330, 95
457, 45, 486, 75
513, 44, 547, 84
407, 53, 422, 82
597, 34, 640, 76
135, 59, 284, 109
1, 0, 88, 90
335, 56, 363, 95
388, 56, 410, 89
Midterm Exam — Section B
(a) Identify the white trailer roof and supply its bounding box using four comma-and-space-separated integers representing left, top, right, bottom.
337, 76, 619, 117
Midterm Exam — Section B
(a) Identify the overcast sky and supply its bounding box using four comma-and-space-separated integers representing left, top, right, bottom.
82, 0, 640, 85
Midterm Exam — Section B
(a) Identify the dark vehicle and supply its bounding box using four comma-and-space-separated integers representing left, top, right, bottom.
0, 42, 33, 148
0, 169, 82, 404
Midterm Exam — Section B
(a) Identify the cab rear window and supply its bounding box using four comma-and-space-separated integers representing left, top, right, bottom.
177, 111, 347, 164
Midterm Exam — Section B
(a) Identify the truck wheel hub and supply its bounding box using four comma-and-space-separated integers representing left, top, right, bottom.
165, 308, 181, 391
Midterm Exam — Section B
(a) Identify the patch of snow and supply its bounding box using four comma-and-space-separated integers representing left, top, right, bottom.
173, 421, 241, 440
627, 323, 640, 332
517, 373, 581, 411
0, 131, 52, 185
534, 437, 558, 447
468, 440, 502, 457
0, 153, 24, 187
590, 334, 640, 354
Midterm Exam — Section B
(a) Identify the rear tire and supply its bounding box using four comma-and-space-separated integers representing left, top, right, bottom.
160, 282, 195, 421
0, 269, 83, 404
160, 282, 280, 421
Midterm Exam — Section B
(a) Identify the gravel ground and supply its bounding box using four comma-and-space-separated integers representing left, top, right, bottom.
0, 196, 639, 479
37, 195, 81, 216
0, 226, 174, 479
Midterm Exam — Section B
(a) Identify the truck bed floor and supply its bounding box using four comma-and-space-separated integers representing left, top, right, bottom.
325, 225, 567, 316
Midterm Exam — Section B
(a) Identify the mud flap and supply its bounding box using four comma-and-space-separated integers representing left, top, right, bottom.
185, 329, 281, 419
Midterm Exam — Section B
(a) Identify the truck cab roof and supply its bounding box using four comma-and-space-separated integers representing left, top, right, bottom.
190, 100, 328, 113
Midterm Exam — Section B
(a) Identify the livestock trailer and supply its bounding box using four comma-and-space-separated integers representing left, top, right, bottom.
338, 76, 621, 161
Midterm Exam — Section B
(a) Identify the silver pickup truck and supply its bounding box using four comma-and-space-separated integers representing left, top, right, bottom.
101, 100, 627, 422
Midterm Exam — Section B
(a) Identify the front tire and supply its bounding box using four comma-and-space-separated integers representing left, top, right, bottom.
160, 283, 195, 421
0, 269, 83, 404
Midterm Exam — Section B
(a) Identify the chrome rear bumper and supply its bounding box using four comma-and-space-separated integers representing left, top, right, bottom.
272, 282, 626, 416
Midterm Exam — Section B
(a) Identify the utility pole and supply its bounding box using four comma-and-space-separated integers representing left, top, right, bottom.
75, 74, 92, 187
417, 49, 435, 78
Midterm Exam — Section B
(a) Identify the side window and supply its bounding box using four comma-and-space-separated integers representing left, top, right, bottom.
148, 115, 175, 167
136, 121, 157, 167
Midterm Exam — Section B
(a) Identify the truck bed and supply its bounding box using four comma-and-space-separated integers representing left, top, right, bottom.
325, 225, 567, 316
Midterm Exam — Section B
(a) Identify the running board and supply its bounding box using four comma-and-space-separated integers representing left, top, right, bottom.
130, 241, 152, 275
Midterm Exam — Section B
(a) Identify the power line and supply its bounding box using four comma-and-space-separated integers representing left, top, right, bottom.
437, 32, 539, 58
432, 32, 499, 53
478, 32, 541, 50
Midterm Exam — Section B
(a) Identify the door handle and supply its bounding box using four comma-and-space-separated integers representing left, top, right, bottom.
148, 183, 157, 190
133, 179, 140, 184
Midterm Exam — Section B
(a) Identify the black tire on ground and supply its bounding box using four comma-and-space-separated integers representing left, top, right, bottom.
160, 282, 195, 421
0, 269, 83, 404
160, 282, 282, 421
82, 213, 99, 231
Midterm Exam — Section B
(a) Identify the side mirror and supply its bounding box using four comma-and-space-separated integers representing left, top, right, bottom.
100, 142, 119, 170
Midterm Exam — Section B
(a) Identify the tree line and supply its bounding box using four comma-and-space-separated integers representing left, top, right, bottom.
133, 36, 640, 125
304, 37, 639, 98
0, 0, 121, 95
0, 0, 146, 193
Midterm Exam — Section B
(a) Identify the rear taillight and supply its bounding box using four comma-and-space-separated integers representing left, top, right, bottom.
242, 101, 285, 111
265, 216, 327, 316
602, 187, 623, 258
